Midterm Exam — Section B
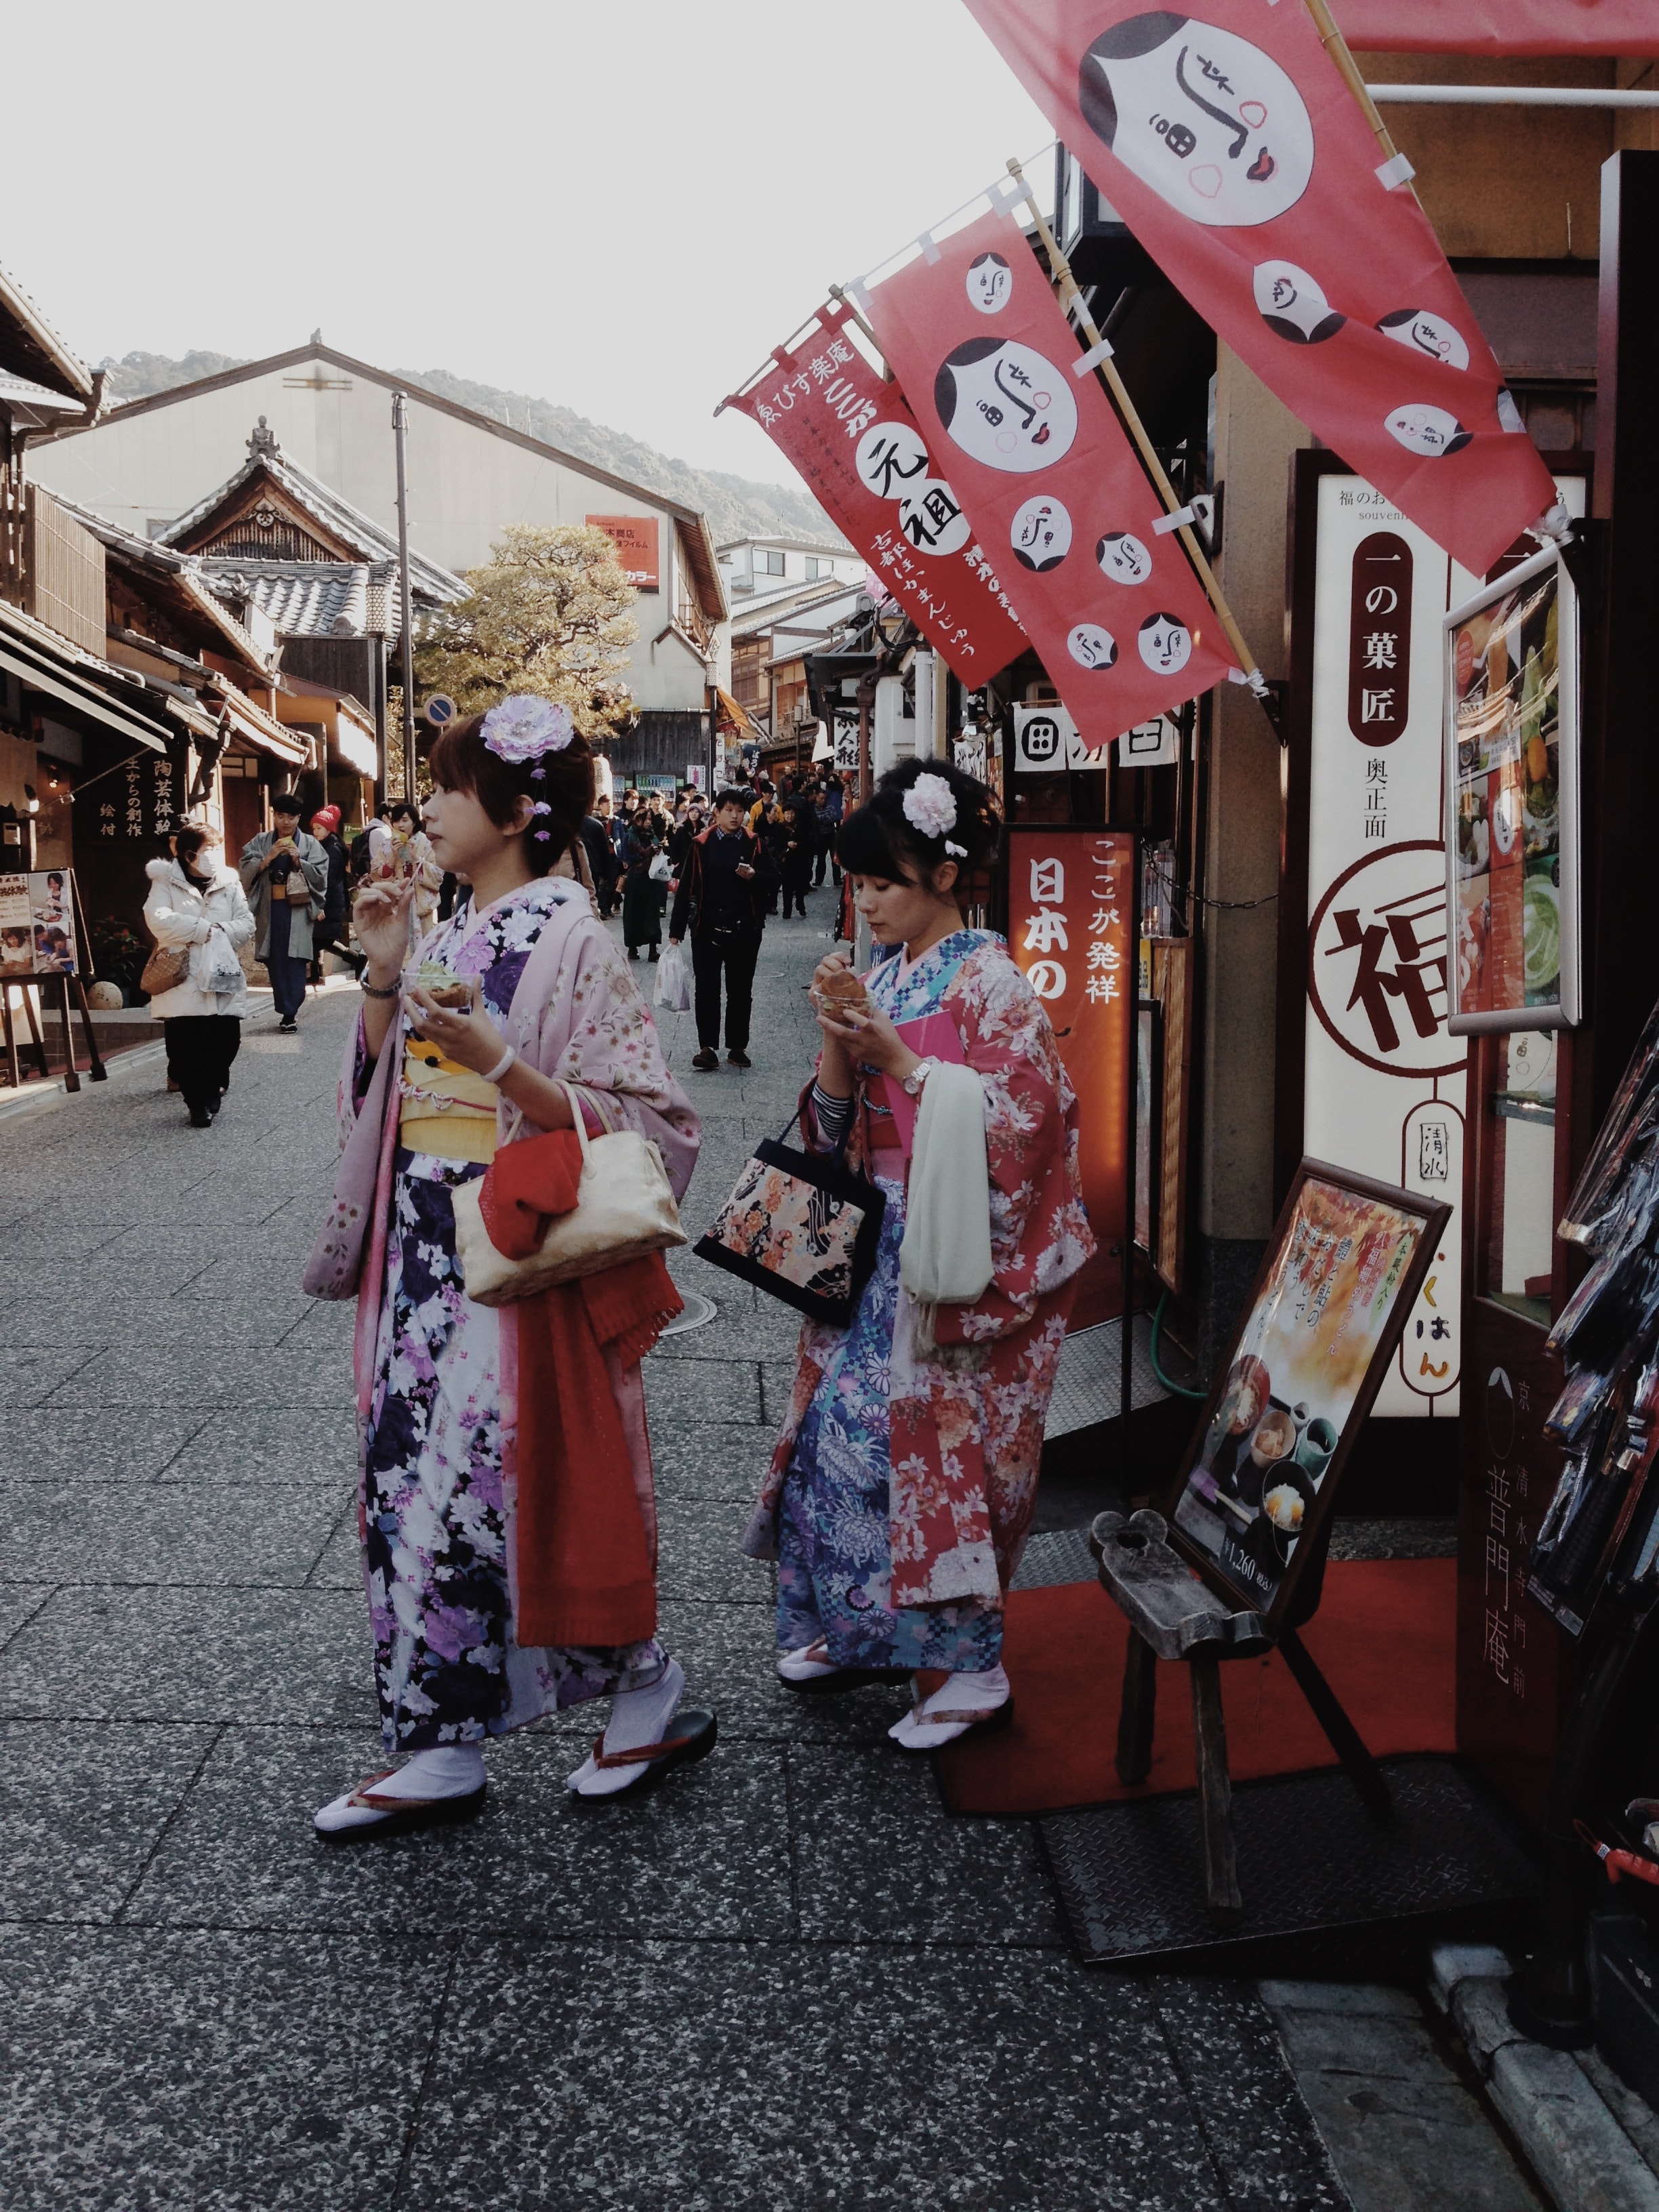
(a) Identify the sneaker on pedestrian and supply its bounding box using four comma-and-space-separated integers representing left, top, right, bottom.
188, 1105, 214, 1128
727, 1049, 751, 1068
278, 1017, 298, 1033
692, 1046, 719, 1071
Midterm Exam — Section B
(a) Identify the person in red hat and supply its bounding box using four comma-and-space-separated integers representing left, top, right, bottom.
309, 806, 360, 980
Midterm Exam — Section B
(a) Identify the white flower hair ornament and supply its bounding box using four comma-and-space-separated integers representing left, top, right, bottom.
480, 695, 574, 765
903, 772, 958, 842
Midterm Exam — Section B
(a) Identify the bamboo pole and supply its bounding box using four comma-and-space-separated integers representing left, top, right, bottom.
1300, 0, 1425, 211
1006, 159, 1267, 696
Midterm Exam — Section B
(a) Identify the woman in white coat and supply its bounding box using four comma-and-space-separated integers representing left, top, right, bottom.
143, 825, 256, 1128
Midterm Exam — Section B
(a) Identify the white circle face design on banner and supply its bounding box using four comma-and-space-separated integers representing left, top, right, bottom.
1010, 495, 1073, 572
1096, 531, 1153, 585
1139, 611, 1193, 674
1376, 308, 1472, 372
966, 251, 1012, 314
853, 419, 930, 501
897, 478, 972, 556
1253, 260, 1345, 344
1078, 16, 1314, 228
935, 337, 1079, 473
1385, 403, 1472, 459
1067, 623, 1120, 672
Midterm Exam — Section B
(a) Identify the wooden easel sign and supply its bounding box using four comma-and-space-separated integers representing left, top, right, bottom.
0, 868, 104, 1092
1166, 1160, 1450, 1634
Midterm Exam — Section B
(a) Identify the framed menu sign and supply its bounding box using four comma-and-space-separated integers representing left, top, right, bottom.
0, 869, 79, 976
1166, 1160, 1449, 1629
1444, 542, 1580, 1033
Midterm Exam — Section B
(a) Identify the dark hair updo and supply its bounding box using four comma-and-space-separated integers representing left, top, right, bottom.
836, 756, 1000, 884
427, 705, 596, 879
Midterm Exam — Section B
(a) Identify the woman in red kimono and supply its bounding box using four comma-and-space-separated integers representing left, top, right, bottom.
741, 759, 1094, 1748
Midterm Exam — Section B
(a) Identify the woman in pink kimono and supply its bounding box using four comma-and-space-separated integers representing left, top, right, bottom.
742, 760, 1094, 1749
305, 697, 709, 1839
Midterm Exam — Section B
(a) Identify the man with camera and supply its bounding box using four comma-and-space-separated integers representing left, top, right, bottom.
239, 792, 329, 1032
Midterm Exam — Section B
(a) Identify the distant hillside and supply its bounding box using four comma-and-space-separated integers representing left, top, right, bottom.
96, 350, 837, 549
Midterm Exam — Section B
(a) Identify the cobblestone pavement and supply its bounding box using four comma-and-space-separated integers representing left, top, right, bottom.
0, 897, 1346, 2211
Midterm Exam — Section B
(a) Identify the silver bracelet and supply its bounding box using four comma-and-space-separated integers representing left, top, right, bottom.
483, 1045, 518, 1085
359, 977, 401, 1000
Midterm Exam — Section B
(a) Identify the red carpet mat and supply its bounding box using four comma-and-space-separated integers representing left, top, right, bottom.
936, 1557, 1456, 1817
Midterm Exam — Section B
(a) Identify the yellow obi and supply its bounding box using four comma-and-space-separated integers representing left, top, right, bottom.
398, 1037, 500, 1164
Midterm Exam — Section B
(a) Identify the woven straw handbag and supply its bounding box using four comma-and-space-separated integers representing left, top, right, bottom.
452, 1082, 685, 1306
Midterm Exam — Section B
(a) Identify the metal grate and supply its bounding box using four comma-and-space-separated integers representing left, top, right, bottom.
1042, 1759, 1539, 1969
1044, 1312, 1168, 1440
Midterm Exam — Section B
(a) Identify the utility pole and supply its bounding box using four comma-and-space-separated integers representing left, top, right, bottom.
392, 391, 417, 801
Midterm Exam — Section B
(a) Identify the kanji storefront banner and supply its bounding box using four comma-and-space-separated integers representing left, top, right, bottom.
1007, 825, 1134, 1327
724, 302, 1023, 682
861, 203, 1238, 745
960, 1, 1563, 577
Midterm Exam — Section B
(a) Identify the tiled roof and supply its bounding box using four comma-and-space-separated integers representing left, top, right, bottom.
158, 430, 464, 606
199, 559, 403, 639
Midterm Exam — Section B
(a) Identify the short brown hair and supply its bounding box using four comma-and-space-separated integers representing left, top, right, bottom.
428, 708, 596, 878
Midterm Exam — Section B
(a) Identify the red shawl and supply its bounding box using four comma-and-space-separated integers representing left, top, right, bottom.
479, 1132, 682, 1647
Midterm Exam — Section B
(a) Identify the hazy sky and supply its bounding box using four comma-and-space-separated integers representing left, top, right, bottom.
5, 1, 1047, 490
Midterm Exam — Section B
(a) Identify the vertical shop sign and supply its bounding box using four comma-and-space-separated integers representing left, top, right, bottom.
1304, 471, 1583, 1417
725, 299, 1024, 680
1304, 474, 1466, 1417
1007, 826, 1133, 1253
1347, 531, 1412, 745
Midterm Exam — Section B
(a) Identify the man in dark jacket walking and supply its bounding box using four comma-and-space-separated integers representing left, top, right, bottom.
668, 789, 773, 1071
308, 806, 361, 979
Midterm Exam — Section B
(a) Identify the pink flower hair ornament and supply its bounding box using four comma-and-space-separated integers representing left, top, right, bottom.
902, 772, 958, 842
481, 695, 574, 764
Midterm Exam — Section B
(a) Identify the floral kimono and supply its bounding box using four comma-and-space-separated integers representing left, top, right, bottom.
320, 876, 699, 1753
742, 928, 1094, 1673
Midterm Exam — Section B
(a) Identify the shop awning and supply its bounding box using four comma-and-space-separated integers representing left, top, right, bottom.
329, 711, 377, 780
209, 682, 307, 766
0, 611, 167, 753
716, 686, 758, 737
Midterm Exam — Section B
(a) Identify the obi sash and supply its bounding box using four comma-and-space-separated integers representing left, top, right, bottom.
864, 1010, 965, 1168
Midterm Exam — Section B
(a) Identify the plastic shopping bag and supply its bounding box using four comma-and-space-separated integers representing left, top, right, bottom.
654, 942, 691, 1013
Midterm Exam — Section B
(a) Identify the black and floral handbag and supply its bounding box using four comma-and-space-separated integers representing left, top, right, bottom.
693, 1108, 885, 1328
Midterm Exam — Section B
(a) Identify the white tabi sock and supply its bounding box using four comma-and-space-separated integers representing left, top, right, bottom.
312, 1743, 486, 1834
565, 1656, 685, 1797
777, 1639, 840, 1683
888, 1662, 1010, 1750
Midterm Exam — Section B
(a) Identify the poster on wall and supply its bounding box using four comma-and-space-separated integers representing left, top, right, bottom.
1300, 468, 1584, 1418
1006, 826, 1134, 1323
0, 870, 79, 975
1168, 1162, 1449, 1629
1445, 541, 1580, 1034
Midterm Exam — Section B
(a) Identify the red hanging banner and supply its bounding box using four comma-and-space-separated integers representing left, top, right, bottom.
960, 1, 1563, 577
724, 302, 1024, 683
1334, 1, 1659, 55
861, 202, 1239, 746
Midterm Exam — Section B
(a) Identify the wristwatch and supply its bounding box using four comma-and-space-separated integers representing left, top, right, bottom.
901, 1057, 937, 1099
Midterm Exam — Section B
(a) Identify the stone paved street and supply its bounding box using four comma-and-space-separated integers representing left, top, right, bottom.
0, 901, 1347, 2210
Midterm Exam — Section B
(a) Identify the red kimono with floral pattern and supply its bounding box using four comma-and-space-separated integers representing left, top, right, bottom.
742, 934, 1095, 1608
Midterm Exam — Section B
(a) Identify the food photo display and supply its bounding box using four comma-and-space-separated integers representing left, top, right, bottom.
1445, 541, 1580, 1034
1167, 1162, 1450, 1629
